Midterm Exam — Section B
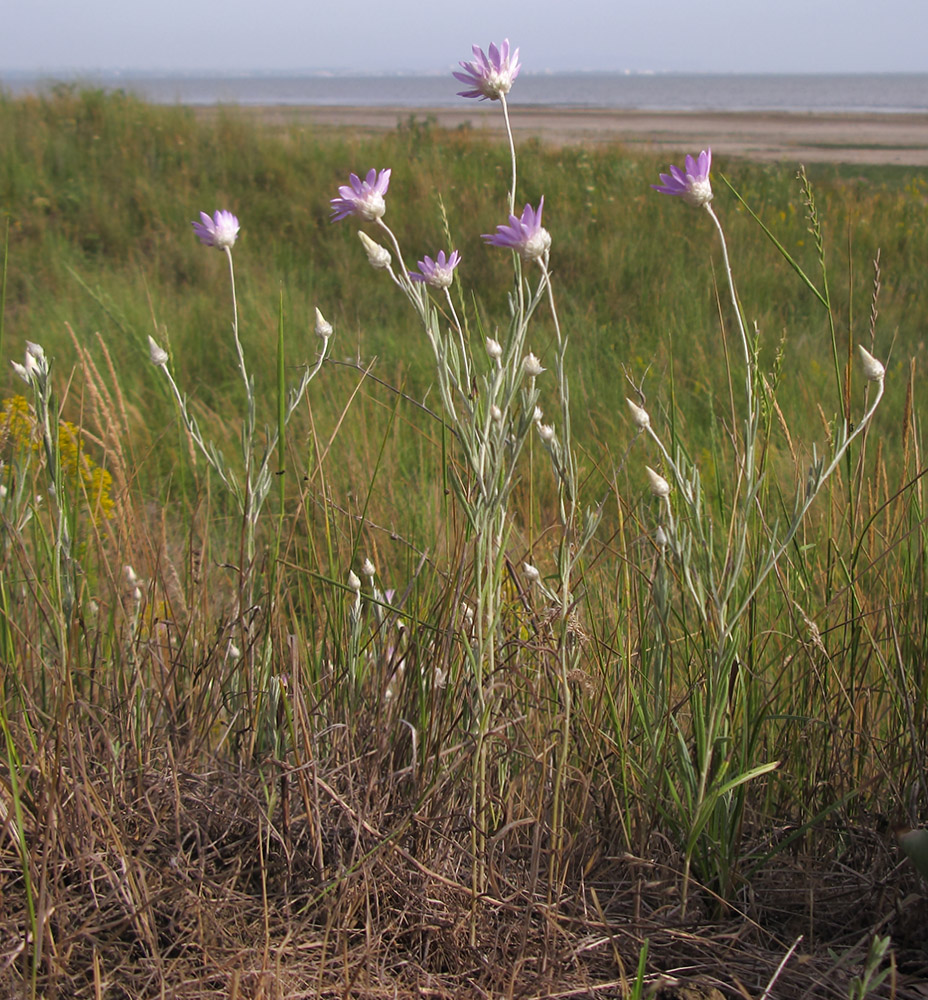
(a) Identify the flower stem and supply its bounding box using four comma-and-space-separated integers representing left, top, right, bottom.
499, 94, 517, 215
224, 246, 249, 397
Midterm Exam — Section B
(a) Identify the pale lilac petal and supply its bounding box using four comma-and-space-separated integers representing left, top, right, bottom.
191, 209, 239, 248
454, 38, 520, 101
331, 168, 391, 222
483, 197, 550, 261
651, 149, 713, 206
408, 248, 461, 288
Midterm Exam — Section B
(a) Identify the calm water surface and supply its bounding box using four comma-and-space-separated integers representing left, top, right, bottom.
3, 72, 927, 113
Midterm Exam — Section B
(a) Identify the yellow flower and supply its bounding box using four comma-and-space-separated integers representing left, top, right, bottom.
58, 422, 115, 523
0, 398, 115, 523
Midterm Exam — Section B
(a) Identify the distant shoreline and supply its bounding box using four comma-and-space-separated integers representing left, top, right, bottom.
193, 104, 928, 166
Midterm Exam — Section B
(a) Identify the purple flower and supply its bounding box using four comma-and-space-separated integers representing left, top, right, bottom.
453, 40, 521, 101
409, 250, 461, 289
651, 149, 713, 207
330, 168, 391, 222
192, 210, 240, 249
483, 197, 551, 261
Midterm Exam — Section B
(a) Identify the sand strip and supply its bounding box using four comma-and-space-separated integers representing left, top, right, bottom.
194, 104, 928, 166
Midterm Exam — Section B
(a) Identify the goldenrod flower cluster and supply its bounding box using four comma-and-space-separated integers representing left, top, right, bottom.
0, 395, 115, 523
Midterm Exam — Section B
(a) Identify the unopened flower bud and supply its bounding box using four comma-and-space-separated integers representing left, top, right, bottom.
625, 397, 650, 429
858, 344, 885, 382
314, 307, 333, 339
148, 336, 168, 366
645, 465, 671, 498
655, 525, 668, 548
124, 565, 139, 587
523, 562, 540, 582
358, 230, 391, 269
362, 558, 376, 578
486, 337, 503, 360
538, 423, 555, 443
490, 404, 502, 422
523, 353, 545, 377
533, 406, 543, 423
348, 570, 361, 593
11, 361, 29, 383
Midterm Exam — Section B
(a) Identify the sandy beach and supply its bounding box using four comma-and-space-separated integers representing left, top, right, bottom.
196, 104, 928, 166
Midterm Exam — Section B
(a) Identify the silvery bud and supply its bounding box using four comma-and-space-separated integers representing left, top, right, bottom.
645, 465, 671, 498
485, 337, 503, 360
358, 231, 391, 270
537, 423, 555, 443
858, 344, 885, 382
490, 404, 503, 422
148, 336, 169, 366
625, 397, 650, 429
24, 342, 47, 378
314, 307, 333, 339
523, 562, 541, 583
347, 570, 361, 593
362, 558, 376, 578
523, 353, 545, 377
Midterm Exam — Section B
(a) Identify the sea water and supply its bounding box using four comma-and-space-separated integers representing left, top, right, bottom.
3, 71, 927, 114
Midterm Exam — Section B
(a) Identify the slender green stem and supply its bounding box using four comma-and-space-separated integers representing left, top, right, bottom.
375, 218, 413, 288
723, 376, 885, 641
538, 257, 581, 888
705, 204, 755, 491
499, 93, 517, 214
276, 289, 286, 522
224, 246, 248, 397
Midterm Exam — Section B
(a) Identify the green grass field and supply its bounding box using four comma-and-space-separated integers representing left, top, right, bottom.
0, 86, 926, 998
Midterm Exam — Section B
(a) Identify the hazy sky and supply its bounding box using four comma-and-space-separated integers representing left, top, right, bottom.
2, 0, 927, 75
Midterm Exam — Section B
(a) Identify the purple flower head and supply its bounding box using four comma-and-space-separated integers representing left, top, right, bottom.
192, 210, 240, 249
453, 39, 521, 101
330, 168, 391, 222
651, 149, 713, 207
409, 250, 461, 289
483, 197, 551, 261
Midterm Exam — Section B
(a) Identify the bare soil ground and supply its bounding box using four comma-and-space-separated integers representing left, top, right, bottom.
193, 104, 928, 166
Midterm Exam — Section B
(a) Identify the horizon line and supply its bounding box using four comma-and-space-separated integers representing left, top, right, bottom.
4, 67, 928, 79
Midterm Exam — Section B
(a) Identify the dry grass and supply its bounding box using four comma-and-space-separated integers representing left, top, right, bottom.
1, 730, 926, 999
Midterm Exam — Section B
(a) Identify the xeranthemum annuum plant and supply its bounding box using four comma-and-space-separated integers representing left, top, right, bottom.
634, 149, 886, 910
150, 211, 331, 572
331, 40, 602, 907
148, 210, 332, 717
